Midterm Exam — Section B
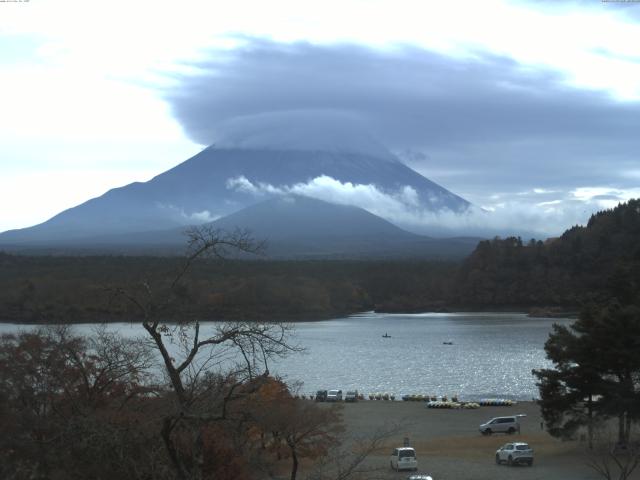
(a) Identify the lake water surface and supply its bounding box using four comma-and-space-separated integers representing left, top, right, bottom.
0, 312, 570, 400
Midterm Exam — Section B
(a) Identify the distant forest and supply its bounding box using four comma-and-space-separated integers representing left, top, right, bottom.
1, 199, 639, 323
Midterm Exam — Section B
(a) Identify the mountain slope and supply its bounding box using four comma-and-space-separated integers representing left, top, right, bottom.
0, 146, 471, 244
0, 196, 480, 259
211, 195, 414, 240
207, 195, 447, 258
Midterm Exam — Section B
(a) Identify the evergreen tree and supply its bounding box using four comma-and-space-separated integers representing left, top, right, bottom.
534, 302, 640, 447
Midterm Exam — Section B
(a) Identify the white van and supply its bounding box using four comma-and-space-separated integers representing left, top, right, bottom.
390, 447, 418, 471
479, 416, 522, 435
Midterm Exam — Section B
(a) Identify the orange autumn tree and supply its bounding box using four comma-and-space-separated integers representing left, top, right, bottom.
201, 422, 254, 480
247, 378, 345, 480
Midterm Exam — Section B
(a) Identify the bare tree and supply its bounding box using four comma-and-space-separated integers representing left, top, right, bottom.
306, 423, 403, 480
586, 427, 640, 480
111, 226, 300, 480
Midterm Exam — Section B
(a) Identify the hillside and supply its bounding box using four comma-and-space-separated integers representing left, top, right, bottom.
0, 254, 456, 323
451, 199, 640, 309
2, 200, 638, 324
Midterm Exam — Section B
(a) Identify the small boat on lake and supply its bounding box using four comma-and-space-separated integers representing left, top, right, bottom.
443, 341, 454, 345
382, 333, 392, 338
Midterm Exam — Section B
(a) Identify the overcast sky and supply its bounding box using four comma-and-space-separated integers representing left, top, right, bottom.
1, 0, 639, 235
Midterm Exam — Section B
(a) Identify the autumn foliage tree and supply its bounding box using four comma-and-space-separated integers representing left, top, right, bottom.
242, 378, 344, 480
0, 327, 162, 480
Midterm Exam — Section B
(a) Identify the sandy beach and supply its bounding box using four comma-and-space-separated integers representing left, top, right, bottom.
309, 400, 637, 480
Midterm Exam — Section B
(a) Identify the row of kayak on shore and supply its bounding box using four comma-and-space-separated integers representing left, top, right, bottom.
295, 391, 517, 406
402, 395, 515, 406
426, 401, 481, 409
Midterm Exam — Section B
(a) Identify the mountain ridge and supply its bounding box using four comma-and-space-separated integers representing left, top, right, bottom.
0, 195, 480, 259
0, 145, 472, 247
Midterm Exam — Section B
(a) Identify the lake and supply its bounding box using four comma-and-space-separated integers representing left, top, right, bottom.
0, 312, 570, 400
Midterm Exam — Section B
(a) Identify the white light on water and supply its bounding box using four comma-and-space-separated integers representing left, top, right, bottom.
0, 312, 569, 400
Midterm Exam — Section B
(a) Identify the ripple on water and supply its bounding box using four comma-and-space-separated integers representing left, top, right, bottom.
0, 312, 571, 400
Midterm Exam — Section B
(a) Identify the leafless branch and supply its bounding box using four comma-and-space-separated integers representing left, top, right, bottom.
307, 422, 404, 480
587, 430, 640, 480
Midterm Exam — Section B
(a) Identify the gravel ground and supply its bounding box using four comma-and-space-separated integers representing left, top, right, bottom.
319, 400, 638, 480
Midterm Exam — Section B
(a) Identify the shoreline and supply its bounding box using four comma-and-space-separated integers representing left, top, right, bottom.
0, 307, 578, 325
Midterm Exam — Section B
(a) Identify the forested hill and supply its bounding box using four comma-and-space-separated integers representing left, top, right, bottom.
0, 255, 456, 323
451, 199, 640, 309
1, 200, 639, 323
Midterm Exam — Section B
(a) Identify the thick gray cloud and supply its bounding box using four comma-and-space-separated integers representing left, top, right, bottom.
163, 39, 640, 235
167, 41, 639, 147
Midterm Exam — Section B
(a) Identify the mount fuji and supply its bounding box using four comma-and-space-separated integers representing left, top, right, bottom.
0, 124, 477, 257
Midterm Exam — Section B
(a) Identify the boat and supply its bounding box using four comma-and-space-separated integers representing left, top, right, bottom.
443, 341, 453, 345
382, 333, 391, 338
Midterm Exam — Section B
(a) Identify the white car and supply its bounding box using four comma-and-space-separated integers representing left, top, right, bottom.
479, 415, 522, 435
344, 390, 358, 402
406, 476, 432, 480
495, 442, 534, 466
390, 447, 418, 471
326, 389, 342, 402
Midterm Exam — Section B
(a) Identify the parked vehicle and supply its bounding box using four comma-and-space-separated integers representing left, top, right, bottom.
495, 442, 534, 466
406, 476, 432, 480
390, 447, 418, 471
326, 389, 343, 402
479, 415, 522, 435
345, 390, 358, 402
315, 390, 328, 402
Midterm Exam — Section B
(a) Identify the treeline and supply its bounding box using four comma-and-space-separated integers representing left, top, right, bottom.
0, 254, 456, 323
453, 199, 640, 310
1, 199, 639, 323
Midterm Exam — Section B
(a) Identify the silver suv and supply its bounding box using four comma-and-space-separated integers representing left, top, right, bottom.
479, 416, 521, 435
344, 390, 358, 402
495, 442, 534, 466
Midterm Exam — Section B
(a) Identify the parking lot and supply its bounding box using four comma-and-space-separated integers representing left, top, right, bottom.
332, 400, 619, 480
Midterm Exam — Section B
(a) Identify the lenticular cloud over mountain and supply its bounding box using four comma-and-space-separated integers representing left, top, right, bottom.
213, 110, 395, 161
